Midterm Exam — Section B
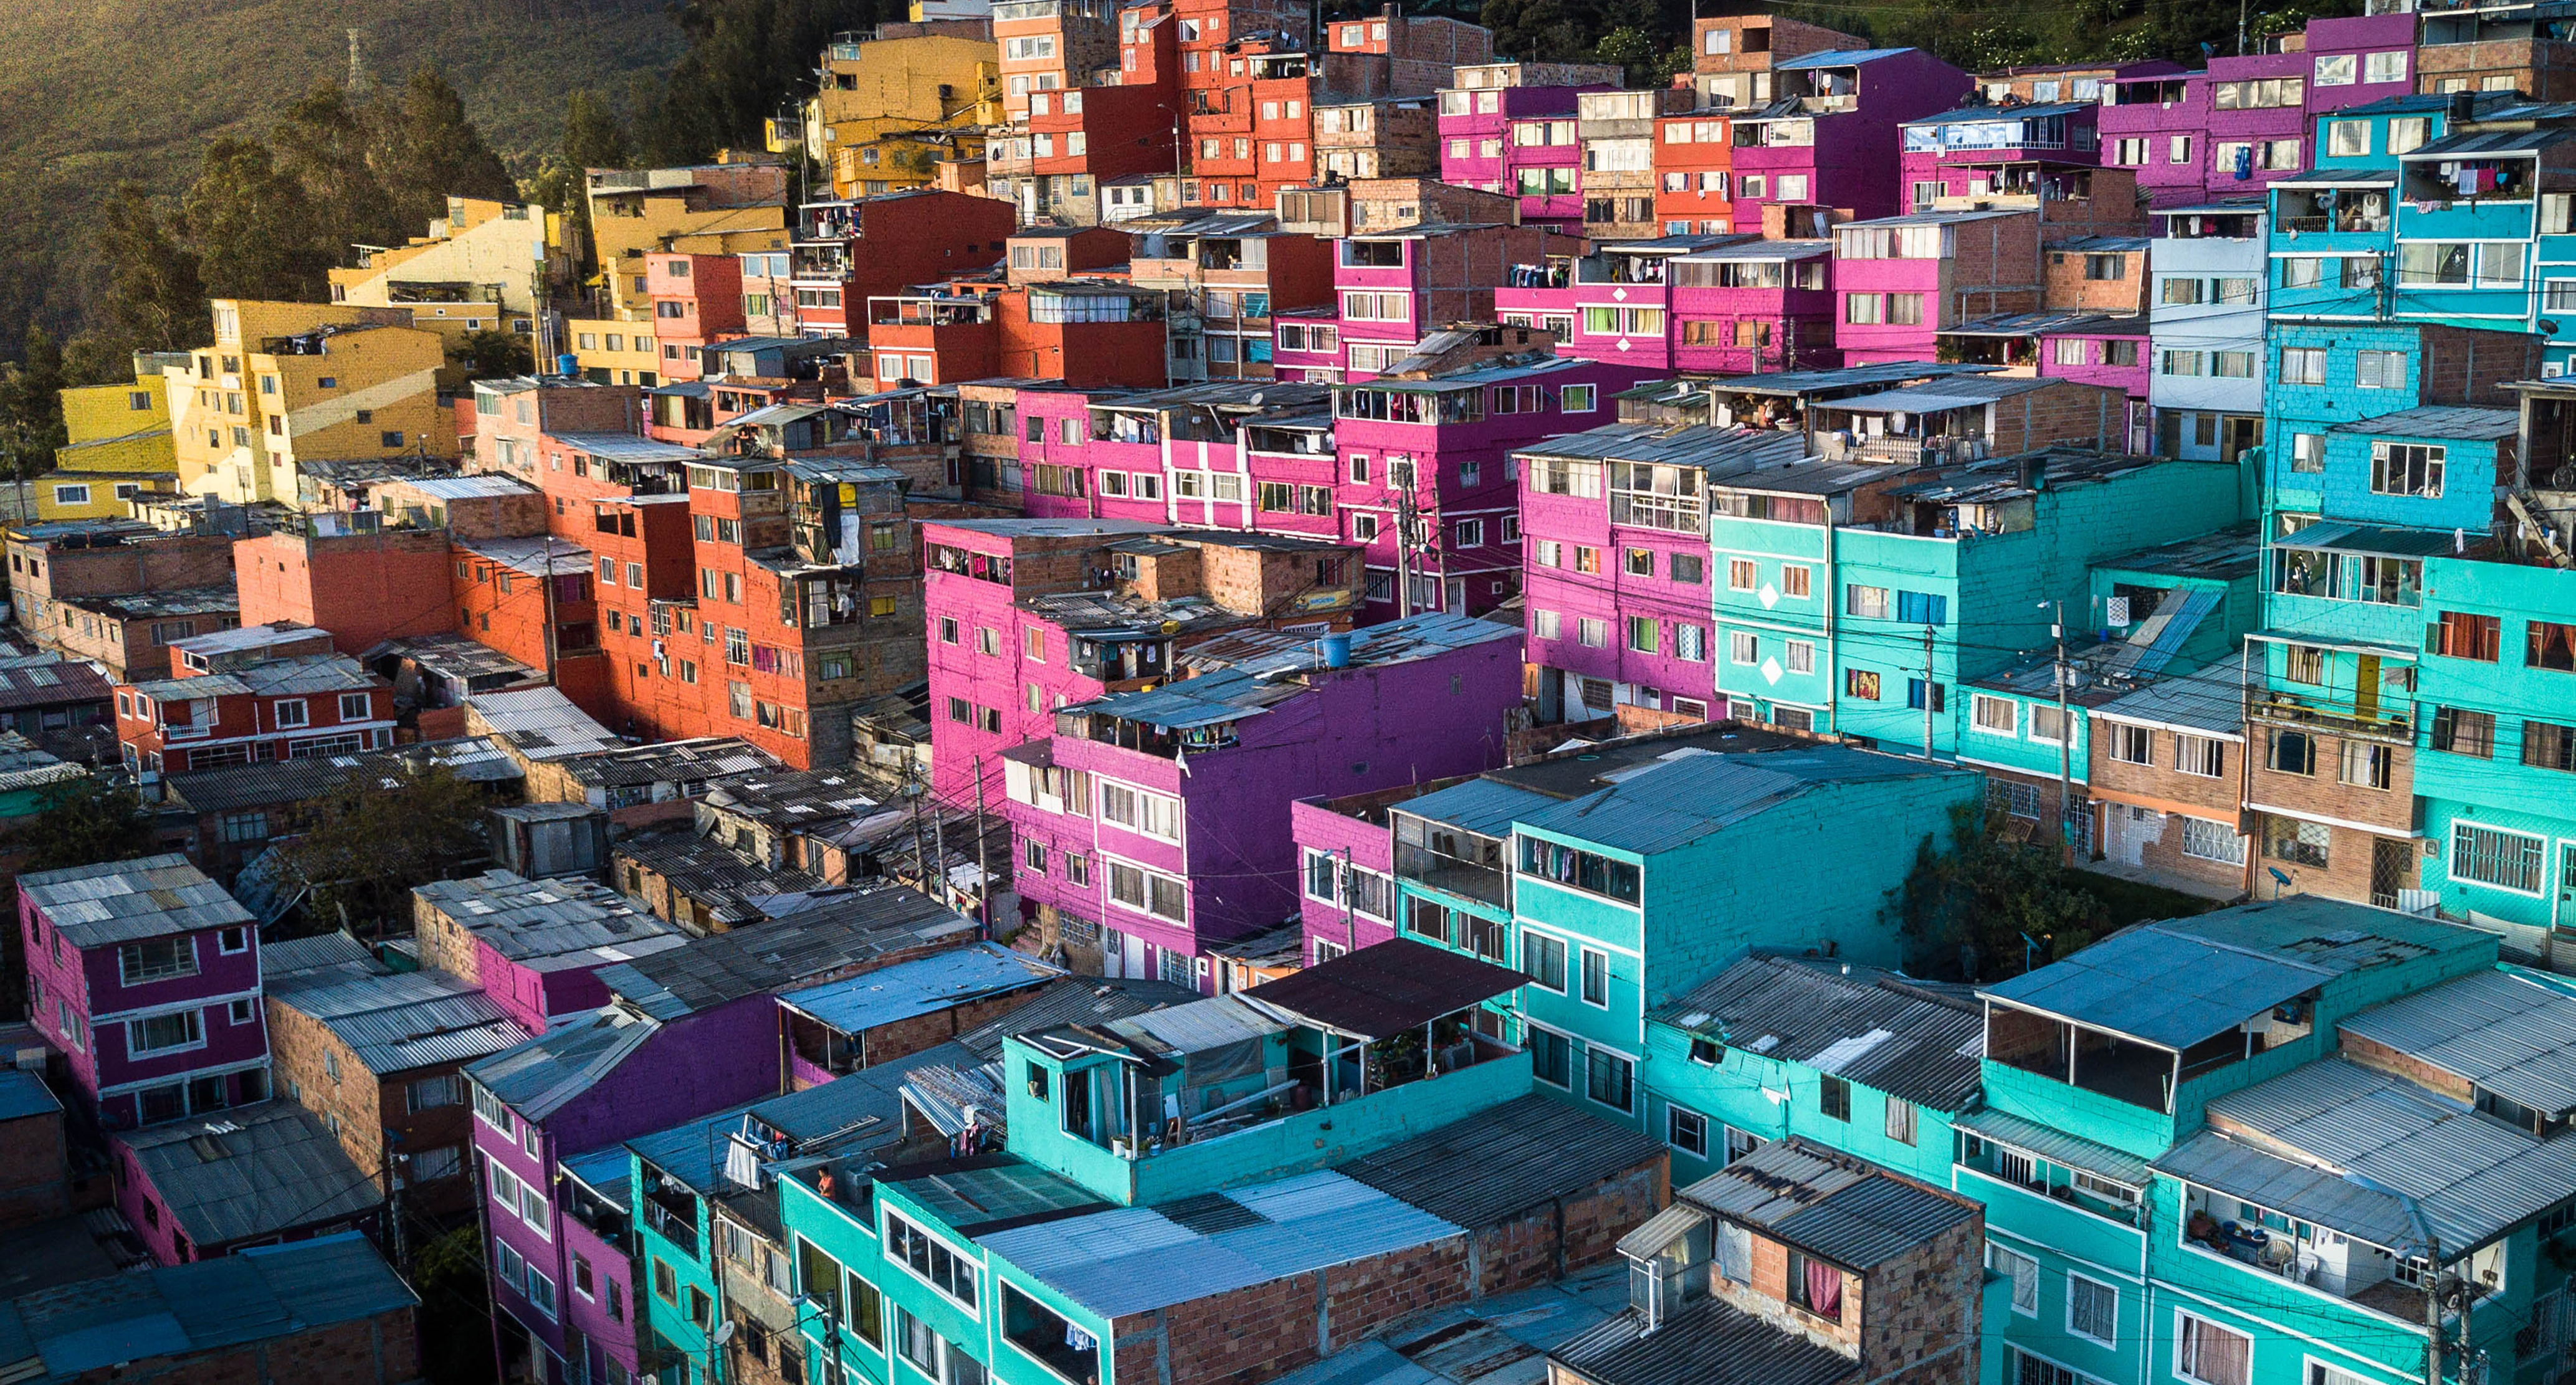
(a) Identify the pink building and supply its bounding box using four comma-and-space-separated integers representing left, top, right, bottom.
1000, 609, 1522, 988
1286, 789, 1406, 961
1831, 208, 2040, 364
920, 518, 1365, 803
1730, 47, 1971, 236
1936, 310, 2152, 451
1495, 235, 1839, 375
1436, 62, 1621, 234
2098, 69, 2211, 209
1898, 100, 2106, 210
19, 854, 269, 1132
1332, 351, 1656, 617
116, 1101, 381, 1264
1332, 222, 1579, 381
412, 871, 689, 1035
1516, 422, 1807, 721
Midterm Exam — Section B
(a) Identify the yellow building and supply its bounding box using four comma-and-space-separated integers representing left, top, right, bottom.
584, 157, 792, 320
165, 301, 452, 506
804, 29, 1004, 199
562, 319, 665, 386
41, 353, 186, 521
329, 197, 576, 348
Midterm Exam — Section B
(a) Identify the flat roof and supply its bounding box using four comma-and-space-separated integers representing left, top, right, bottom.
1515, 747, 1961, 857
780, 943, 1062, 1035
1236, 938, 1524, 1041
19, 854, 251, 948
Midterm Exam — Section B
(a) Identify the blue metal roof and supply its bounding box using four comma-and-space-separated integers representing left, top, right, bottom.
1983, 897, 2481, 1049
1904, 102, 2096, 126
1515, 748, 1960, 857
1775, 47, 1914, 68
0, 1070, 60, 1123
2, 1233, 414, 1381
560, 1146, 635, 1206
780, 943, 1061, 1036
1070, 611, 1518, 729
1392, 777, 1558, 838
629, 1099, 764, 1195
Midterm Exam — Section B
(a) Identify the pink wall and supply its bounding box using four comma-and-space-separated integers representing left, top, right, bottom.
21, 897, 265, 1129
1288, 797, 1401, 958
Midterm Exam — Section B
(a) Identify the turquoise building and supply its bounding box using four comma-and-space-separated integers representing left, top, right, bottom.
1314, 735, 1983, 1135
1707, 449, 2244, 754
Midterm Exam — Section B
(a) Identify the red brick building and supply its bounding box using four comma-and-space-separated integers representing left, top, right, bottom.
114, 628, 398, 778
646, 251, 750, 383
785, 191, 1017, 341
233, 521, 456, 657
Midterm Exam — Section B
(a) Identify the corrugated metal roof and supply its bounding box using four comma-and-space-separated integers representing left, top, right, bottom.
1547, 1297, 1857, 1385
1982, 897, 2476, 1047
1697, 362, 1999, 397
2407, 128, 2570, 158
596, 885, 980, 1019
553, 431, 703, 463
1515, 747, 1958, 857
1104, 994, 1291, 1055
260, 931, 374, 978
1953, 1106, 2154, 1186
117, 1103, 384, 1247
401, 474, 537, 500
2092, 662, 2246, 739
19, 854, 252, 948
1238, 938, 1524, 1042
0, 1070, 61, 1123
1068, 611, 1517, 730
1775, 46, 1913, 67
979, 1169, 1462, 1318
2, 1233, 414, 1382
1907, 100, 2098, 126
781, 943, 1062, 1035
956, 976, 1198, 1062
464, 687, 624, 760
268, 961, 532, 1074
2339, 969, 2576, 1115
1653, 956, 1984, 1112
2097, 586, 2223, 680
1510, 422, 1810, 475
468, 1004, 662, 1120
163, 736, 523, 815
1337, 1093, 1666, 1230
750, 1038, 978, 1149
1391, 777, 1559, 839
2329, 406, 2519, 440
2153, 1130, 2417, 1252
1821, 373, 2066, 412
2180, 1055, 2576, 1250
1681, 1137, 1975, 1268
1940, 310, 2148, 339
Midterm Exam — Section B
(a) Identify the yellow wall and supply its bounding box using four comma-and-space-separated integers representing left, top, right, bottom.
564, 318, 667, 387
589, 201, 789, 319
809, 37, 1003, 197
328, 198, 569, 321
34, 465, 165, 521
249, 325, 452, 505
60, 379, 168, 444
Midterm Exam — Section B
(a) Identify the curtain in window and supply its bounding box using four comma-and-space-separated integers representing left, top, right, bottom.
1717, 1222, 1752, 1284
1803, 1259, 1843, 1318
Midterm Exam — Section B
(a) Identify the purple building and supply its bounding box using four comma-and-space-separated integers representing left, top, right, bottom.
1516, 422, 1808, 722
115, 1100, 382, 1264
412, 872, 689, 1037
1436, 62, 1621, 234
1333, 223, 1580, 381
1001, 610, 1522, 988
1899, 101, 2106, 209
1286, 789, 1405, 962
19, 854, 270, 1131
1730, 47, 1971, 236
1495, 235, 1843, 376
2099, 14, 2418, 206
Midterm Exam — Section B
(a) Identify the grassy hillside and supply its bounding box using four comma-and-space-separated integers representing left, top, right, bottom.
0, 0, 687, 353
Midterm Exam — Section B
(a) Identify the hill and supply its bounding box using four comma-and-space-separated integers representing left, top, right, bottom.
0, 0, 687, 353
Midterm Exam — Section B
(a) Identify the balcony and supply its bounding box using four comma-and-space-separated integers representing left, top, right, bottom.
641, 1189, 699, 1259
1393, 813, 1509, 908
2247, 687, 2412, 742
793, 245, 853, 279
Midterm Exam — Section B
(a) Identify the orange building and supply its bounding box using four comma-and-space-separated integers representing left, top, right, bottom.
868, 280, 1171, 389
1655, 110, 1737, 235
232, 522, 456, 657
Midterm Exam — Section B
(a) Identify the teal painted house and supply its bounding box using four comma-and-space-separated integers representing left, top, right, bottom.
1641, 953, 1983, 1189
1965, 897, 2576, 1385
1709, 449, 2244, 754
768, 940, 1669, 1385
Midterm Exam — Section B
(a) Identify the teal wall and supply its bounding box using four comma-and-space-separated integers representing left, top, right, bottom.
1639, 1015, 1958, 1188
632, 1157, 723, 1385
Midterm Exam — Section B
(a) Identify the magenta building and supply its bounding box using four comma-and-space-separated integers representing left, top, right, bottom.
1001, 610, 1522, 988
1897, 100, 2105, 209
1436, 64, 1616, 234
19, 854, 270, 1132
1497, 237, 1839, 376
1730, 47, 1971, 236
413, 872, 687, 1037
1286, 791, 1405, 961
1831, 207, 2039, 365
1333, 224, 1577, 380
1516, 422, 1808, 722
2099, 14, 2417, 206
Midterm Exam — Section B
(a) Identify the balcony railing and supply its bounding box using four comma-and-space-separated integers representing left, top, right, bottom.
2248, 689, 2412, 741
641, 1196, 698, 1258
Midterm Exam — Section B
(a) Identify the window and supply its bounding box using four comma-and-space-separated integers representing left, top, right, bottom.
2522, 718, 2576, 773
2368, 50, 2408, 83
1579, 946, 1611, 1006
118, 938, 197, 986
1885, 1097, 1916, 1145
885, 1212, 978, 1310
1626, 616, 1659, 654
1786, 640, 1815, 674
1730, 631, 1759, 665
128, 1009, 204, 1055
1585, 1047, 1634, 1112
2265, 816, 2332, 869
2268, 730, 2317, 775
2180, 816, 2246, 864
2177, 1314, 2253, 1385
1818, 1075, 1850, 1121
2030, 705, 2068, 745
2357, 351, 2408, 391
2279, 348, 2327, 385
1562, 385, 1596, 413
2339, 739, 2392, 792
1578, 618, 1609, 649
1972, 695, 2017, 736
273, 699, 308, 728
1529, 1026, 1572, 1088
1846, 585, 1889, 619
2327, 118, 2370, 156
2289, 433, 2326, 474
1667, 1105, 1709, 1158
1781, 566, 1810, 598
2435, 705, 2496, 758
1988, 1243, 2038, 1315
1672, 554, 1704, 584
1523, 931, 1568, 992
2453, 822, 2547, 893
2108, 725, 2152, 765
1845, 669, 1881, 701
2529, 621, 2576, 671
2068, 1274, 2117, 1345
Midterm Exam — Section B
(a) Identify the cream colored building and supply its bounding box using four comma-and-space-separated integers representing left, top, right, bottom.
328, 198, 574, 345
165, 301, 451, 505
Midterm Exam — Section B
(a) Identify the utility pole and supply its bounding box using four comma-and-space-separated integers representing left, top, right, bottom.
1394, 480, 1417, 618
1920, 624, 1937, 761
970, 753, 993, 938
2049, 599, 2074, 866
540, 538, 559, 683
2424, 1231, 2446, 1385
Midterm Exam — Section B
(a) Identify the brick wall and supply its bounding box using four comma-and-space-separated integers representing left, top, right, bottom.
2337, 1030, 2472, 1102
2244, 723, 2415, 834
857, 984, 1051, 1066
1991, 379, 2128, 452
265, 999, 387, 1185
2042, 247, 2148, 315
1112, 1235, 1474, 1385
411, 898, 482, 983
1470, 1159, 1666, 1294
0, 1107, 69, 1227
1858, 1214, 1983, 1384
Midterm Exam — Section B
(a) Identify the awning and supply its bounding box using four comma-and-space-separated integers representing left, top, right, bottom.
1237, 938, 1525, 1040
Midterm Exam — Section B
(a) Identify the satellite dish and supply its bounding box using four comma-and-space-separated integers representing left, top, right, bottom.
1247, 391, 1265, 406
713, 1321, 737, 1346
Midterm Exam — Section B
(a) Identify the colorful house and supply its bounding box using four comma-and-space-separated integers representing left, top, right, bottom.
18, 854, 269, 1131
1436, 61, 1623, 233
1830, 209, 2040, 364
1002, 609, 1520, 987
1729, 48, 1972, 237
47, 361, 181, 520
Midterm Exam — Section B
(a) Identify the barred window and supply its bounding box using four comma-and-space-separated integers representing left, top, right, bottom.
2452, 822, 2545, 893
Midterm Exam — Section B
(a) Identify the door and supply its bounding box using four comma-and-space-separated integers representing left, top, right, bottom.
2370, 837, 2413, 910
2557, 844, 2576, 933
2354, 655, 2382, 723
2222, 416, 2263, 464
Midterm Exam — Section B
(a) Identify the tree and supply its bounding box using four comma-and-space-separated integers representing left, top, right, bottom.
275, 82, 403, 263
275, 764, 492, 931
0, 325, 69, 493
1891, 803, 2101, 981
373, 68, 518, 231
93, 185, 209, 353
1597, 26, 1691, 89
643, 0, 890, 164
411, 1227, 499, 1385
20, 777, 158, 873
449, 328, 535, 382
185, 138, 335, 303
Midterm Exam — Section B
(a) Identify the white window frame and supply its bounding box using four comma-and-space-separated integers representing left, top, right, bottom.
2066, 1271, 2119, 1346
1972, 693, 2019, 736
2175, 1311, 2254, 1385
1988, 1240, 2038, 1316
272, 698, 310, 730
2450, 819, 2548, 897
1666, 1102, 1709, 1158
